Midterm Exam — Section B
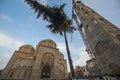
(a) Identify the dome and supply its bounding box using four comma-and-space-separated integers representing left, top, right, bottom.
19, 44, 35, 55
38, 39, 57, 48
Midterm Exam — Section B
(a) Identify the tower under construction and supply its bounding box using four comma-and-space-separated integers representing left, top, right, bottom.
73, 0, 120, 75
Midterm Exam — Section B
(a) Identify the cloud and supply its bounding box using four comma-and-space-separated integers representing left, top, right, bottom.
73, 47, 90, 67
0, 32, 24, 69
66, 46, 90, 72
56, 42, 66, 53
56, 42, 90, 71
0, 32, 24, 50
0, 14, 14, 23
0, 53, 11, 70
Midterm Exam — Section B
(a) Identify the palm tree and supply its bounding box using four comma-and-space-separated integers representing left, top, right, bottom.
25, 0, 75, 77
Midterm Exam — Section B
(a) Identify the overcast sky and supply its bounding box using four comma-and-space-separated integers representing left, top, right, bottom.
0, 0, 120, 71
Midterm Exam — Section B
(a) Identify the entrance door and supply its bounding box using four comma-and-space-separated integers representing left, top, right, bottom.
41, 65, 51, 78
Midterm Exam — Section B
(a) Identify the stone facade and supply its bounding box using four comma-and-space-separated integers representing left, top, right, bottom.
86, 58, 100, 76
0, 39, 68, 79
75, 66, 83, 77
74, 66, 89, 78
75, 1, 120, 75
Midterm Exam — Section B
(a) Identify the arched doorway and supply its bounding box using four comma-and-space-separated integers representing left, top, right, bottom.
41, 65, 51, 78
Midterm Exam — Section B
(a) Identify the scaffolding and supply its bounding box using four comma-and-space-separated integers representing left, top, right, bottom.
72, 1, 102, 77
72, 0, 94, 59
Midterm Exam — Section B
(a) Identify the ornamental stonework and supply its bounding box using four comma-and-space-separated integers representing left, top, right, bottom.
0, 39, 68, 79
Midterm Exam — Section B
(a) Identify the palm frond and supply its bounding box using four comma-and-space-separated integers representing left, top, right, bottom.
25, 0, 75, 35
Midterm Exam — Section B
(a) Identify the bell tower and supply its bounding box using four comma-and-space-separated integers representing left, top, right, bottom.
74, 1, 120, 74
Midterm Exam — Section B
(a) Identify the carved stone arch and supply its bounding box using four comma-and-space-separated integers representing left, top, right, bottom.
12, 57, 25, 68
40, 53, 54, 78
18, 65, 27, 79
12, 57, 27, 79
24, 66, 32, 79
16, 66, 22, 78
95, 41, 109, 57
95, 41, 109, 71
7, 67, 19, 78
41, 53, 54, 66
7, 68, 14, 78
6, 56, 27, 73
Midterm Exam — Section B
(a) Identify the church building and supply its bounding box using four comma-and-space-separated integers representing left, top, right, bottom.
1, 39, 68, 79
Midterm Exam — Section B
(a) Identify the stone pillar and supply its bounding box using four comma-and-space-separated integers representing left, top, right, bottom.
18, 66, 27, 79
25, 66, 32, 79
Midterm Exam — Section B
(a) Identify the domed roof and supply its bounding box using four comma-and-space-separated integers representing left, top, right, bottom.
38, 39, 57, 48
19, 44, 34, 50
19, 44, 35, 55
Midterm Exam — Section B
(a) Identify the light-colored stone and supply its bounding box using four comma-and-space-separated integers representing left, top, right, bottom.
0, 39, 68, 79
75, 1, 120, 75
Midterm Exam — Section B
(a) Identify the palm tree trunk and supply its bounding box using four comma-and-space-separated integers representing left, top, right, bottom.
63, 31, 75, 78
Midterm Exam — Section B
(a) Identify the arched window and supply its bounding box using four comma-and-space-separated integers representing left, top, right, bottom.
41, 53, 54, 65
95, 41, 109, 65
95, 41, 108, 56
